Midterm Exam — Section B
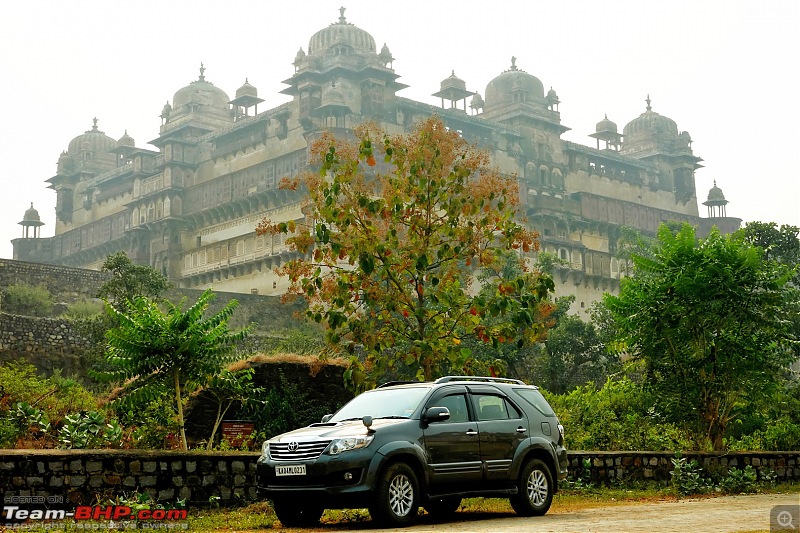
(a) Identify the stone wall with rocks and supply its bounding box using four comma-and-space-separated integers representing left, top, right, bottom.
2, 450, 797, 508
0, 450, 257, 506
0, 314, 89, 375
568, 450, 800, 484
0, 258, 309, 376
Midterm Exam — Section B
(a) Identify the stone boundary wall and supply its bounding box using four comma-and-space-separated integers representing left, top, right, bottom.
1, 450, 798, 507
568, 450, 800, 484
0, 314, 89, 375
0, 259, 109, 299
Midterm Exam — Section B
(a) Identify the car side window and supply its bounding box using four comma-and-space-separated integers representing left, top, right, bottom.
513, 388, 556, 416
473, 394, 510, 421
432, 394, 469, 423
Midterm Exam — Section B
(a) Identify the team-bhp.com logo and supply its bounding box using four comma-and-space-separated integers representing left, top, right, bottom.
3, 506, 187, 521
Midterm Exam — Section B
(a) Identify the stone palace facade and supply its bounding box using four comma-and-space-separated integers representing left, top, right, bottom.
11, 8, 740, 312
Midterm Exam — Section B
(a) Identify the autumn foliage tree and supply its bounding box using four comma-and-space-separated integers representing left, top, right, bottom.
257, 117, 554, 385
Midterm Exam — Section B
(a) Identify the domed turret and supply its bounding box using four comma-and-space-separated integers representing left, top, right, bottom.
308, 7, 376, 57
22, 203, 41, 224
235, 78, 258, 100
117, 130, 135, 148
18, 202, 44, 238
705, 181, 726, 204
469, 92, 484, 115
703, 180, 729, 217
379, 43, 394, 67
622, 96, 679, 142
484, 57, 546, 115
171, 63, 231, 117
596, 114, 617, 134
590, 114, 622, 151
67, 118, 117, 155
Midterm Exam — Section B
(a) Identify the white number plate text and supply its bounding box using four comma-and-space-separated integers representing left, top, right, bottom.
276, 464, 307, 476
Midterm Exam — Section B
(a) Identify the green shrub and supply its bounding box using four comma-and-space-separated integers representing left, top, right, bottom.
670, 455, 710, 495
544, 378, 696, 451
61, 298, 104, 320
58, 411, 123, 449
719, 465, 758, 494
1, 283, 54, 316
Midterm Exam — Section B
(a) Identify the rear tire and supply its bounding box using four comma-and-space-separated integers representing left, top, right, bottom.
272, 498, 324, 527
424, 496, 462, 517
369, 462, 419, 527
510, 458, 553, 516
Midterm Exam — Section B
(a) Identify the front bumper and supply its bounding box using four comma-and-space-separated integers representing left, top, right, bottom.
256, 447, 378, 508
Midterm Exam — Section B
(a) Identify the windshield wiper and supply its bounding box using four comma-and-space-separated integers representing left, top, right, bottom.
375, 415, 410, 419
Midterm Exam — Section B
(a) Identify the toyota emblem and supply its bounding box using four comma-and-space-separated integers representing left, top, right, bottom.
287, 441, 299, 452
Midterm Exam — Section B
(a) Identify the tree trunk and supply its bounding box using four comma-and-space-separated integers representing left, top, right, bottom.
174, 369, 188, 451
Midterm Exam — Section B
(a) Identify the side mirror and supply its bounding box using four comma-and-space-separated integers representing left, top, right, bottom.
424, 406, 450, 423
321, 414, 333, 423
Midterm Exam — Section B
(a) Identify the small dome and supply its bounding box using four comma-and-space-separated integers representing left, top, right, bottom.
484, 57, 546, 114
67, 119, 117, 155
172, 64, 231, 115
596, 114, 618, 134
293, 47, 306, 67
622, 96, 678, 140
379, 43, 393, 64
546, 87, 559, 103
440, 70, 466, 92
117, 130, 135, 148
705, 181, 727, 204
470, 92, 485, 109
22, 202, 41, 223
308, 7, 376, 57
235, 78, 258, 99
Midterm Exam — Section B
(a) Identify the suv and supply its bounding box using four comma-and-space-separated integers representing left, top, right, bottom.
256, 376, 567, 527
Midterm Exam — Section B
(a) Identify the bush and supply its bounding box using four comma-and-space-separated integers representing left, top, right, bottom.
0, 362, 105, 449
1, 283, 54, 316
246, 371, 344, 441
544, 378, 696, 451
61, 298, 104, 320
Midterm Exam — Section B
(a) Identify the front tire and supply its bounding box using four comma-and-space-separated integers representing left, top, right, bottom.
369, 462, 419, 527
510, 458, 554, 516
272, 498, 324, 527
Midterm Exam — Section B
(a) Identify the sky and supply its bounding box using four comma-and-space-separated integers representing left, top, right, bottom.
0, 0, 798, 260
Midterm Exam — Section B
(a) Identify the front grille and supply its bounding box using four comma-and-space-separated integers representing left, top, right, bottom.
269, 440, 331, 461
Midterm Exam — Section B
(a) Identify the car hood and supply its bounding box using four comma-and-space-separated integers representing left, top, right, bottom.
270, 418, 410, 441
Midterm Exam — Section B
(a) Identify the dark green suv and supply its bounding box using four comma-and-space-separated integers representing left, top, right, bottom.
256, 376, 567, 527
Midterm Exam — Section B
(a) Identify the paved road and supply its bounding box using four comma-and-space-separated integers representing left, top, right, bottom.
326, 493, 800, 533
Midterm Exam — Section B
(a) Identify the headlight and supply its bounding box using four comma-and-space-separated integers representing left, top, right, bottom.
328, 435, 374, 455
261, 441, 270, 457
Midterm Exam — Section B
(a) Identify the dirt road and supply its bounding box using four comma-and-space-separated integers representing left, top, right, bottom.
328, 493, 800, 533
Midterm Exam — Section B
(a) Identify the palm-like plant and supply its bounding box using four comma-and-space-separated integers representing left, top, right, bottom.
97, 289, 249, 450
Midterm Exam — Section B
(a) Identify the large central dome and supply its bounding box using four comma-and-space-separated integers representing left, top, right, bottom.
172, 64, 231, 116
484, 58, 546, 115
308, 7, 376, 57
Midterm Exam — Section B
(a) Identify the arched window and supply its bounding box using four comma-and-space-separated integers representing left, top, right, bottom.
610, 258, 619, 278
559, 248, 569, 261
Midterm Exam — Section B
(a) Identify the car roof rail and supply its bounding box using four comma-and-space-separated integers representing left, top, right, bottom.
376, 380, 421, 388
434, 376, 525, 385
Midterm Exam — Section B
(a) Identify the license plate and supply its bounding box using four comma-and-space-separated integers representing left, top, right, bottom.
275, 464, 307, 476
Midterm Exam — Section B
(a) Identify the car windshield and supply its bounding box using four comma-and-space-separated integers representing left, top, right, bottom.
330, 387, 429, 422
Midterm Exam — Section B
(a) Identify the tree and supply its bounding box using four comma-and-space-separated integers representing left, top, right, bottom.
95, 289, 249, 450
204, 368, 265, 450
97, 251, 171, 311
533, 296, 618, 394
740, 222, 800, 269
604, 224, 798, 450
258, 117, 554, 384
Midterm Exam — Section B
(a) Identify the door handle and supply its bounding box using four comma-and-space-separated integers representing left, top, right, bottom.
516, 427, 526, 433
465, 429, 478, 436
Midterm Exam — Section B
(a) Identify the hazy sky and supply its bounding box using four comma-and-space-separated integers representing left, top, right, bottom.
1, 0, 798, 260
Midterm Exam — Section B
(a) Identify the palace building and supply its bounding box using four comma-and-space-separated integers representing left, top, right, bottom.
11, 8, 740, 312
